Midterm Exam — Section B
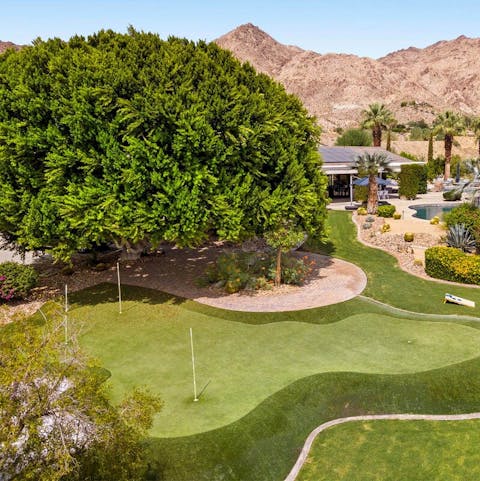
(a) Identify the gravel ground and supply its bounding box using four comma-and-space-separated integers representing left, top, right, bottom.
353, 214, 442, 279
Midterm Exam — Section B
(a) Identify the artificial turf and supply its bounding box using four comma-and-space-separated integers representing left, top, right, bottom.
60, 209, 480, 480
296, 419, 480, 481
72, 284, 480, 437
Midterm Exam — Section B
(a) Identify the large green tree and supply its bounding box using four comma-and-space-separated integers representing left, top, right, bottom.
0, 309, 162, 480
433, 111, 465, 180
0, 29, 328, 260
361, 103, 395, 147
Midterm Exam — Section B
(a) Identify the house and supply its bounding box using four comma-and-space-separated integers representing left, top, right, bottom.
319, 146, 424, 200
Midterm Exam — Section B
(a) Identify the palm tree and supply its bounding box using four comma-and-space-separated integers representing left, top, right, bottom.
354, 152, 391, 214
433, 111, 465, 180
361, 103, 395, 147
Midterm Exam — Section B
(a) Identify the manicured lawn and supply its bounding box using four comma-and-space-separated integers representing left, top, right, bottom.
297, 419, 480, 481
307, 210, 480, 314
73, 284, 480, 437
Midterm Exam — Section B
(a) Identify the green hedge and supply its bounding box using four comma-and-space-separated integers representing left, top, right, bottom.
444, 203, 480, 238
398, 164, 427, 199
377, 205, 396, 218
425, 246, 480, 285
354, 185, 368, 203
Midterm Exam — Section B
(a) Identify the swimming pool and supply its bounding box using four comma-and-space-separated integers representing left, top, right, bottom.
410, 203, 461, 220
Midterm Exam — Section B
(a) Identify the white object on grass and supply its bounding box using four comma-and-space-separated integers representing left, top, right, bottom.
445, 293, 475, 308
190, 327, 198, 402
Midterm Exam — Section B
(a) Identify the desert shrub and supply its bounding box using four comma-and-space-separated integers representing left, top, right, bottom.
0, 262, 38, 301
204, 251, 314, 292
365, 215, 375, 223
443, 188, 463, 201
430, 216, 440, 225
444, 203, 480, 242
404, 232, 414, 242
399, 151, 419, 161
425, 246, 480, 284
427, 156, 445, 180
377, 205, 396, 218
446, 224, 476, 252
357, 207, 368, 215
393, 212, 402, 220
362, 223, 372, 230
335, 128, 372, 146
381, 223, 391, 233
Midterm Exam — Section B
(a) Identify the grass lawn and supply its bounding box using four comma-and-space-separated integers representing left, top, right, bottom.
73, 284, 480, 437
306, 210, 480, 314
297, 419, 480, 481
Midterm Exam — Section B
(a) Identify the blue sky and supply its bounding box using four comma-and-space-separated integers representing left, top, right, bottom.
2, 0, 479, 58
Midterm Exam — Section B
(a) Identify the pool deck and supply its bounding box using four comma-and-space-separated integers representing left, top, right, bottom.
329, 191, 449, 238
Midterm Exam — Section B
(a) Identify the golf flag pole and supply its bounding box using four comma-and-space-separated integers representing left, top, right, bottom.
117, 262, 122, 314
64, 284, 68, 362
190, 327, 198, 402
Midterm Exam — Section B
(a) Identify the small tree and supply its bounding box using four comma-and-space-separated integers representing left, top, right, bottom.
0, 310, 162, 481
264, 223, 305, 287
354, 152, 391, 214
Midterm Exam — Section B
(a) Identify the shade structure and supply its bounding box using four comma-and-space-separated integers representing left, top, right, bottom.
353, 176, 390, 186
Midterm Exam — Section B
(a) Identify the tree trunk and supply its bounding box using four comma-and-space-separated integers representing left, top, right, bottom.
367, 175, 378, 214
372, 125, 382, 147
444, 134, 453, 180
478, 138, 480, 159
427, 133, 433, 163
386, 130, 391, 151
275, 247, 282, 287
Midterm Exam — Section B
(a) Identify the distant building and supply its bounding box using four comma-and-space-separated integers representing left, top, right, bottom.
319, 146, 424, 199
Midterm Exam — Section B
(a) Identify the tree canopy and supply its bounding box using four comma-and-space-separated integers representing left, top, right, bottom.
0, 29, 328, 260
361, 103, 395, 147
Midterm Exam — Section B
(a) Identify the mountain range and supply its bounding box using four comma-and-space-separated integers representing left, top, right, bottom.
216, 24, 480, 132
3, 26, 480, 135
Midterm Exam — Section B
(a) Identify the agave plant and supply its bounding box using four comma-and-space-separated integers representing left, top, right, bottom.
446, 224, 476, 252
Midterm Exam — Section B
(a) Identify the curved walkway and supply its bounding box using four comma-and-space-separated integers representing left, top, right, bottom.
114, 249, 367, 312
285, 411, 480, 481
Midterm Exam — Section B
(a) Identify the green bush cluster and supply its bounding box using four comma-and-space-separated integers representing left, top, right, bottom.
399, 164, 427, 199
425, 246, 480, 284
0, 262, 38, 301
203, 251, 314, 293
377, 205, 396, 218
335, 128, 372, 146
444, 203, 480, 240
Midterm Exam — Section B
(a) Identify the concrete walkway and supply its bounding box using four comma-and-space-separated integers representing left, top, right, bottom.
285, 411, 480, 480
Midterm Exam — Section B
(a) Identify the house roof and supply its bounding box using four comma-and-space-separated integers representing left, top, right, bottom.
319, 146, 424, 174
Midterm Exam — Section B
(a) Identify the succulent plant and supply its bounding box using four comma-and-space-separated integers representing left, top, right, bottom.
393, 213, 402, 220
362, 223, 372, 230
404, 232, 414, 242
357, 207, 367, 215
365, 215, 375, 223
381, 223, 391, 233
430, 216, 440, 225
446, 223, 476, 252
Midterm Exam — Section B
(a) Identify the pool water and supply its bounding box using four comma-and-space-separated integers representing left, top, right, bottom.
410, 203, 460, 220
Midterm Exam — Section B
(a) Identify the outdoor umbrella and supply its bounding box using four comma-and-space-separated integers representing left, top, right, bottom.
353, 176, 390, 186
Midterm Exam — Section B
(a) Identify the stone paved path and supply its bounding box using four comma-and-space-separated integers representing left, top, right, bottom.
285, 412, 480, 480
116, 249, 367, 312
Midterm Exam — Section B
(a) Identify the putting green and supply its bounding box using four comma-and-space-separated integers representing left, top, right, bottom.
74, 291, 480, 437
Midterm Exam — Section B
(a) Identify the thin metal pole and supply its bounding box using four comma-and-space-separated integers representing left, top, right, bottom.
190, 328, 198, 402
64, 284, 68, 362
117, 262, 122, 314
